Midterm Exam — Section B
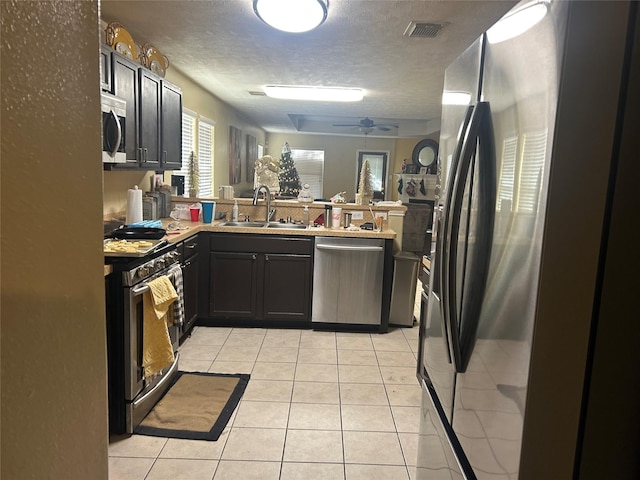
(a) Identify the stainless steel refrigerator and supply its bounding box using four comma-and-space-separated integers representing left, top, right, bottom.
416, 1, 640, 479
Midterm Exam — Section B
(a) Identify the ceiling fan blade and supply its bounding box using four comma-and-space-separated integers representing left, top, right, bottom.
333, 123, 361, 127
375, 126, 392, 131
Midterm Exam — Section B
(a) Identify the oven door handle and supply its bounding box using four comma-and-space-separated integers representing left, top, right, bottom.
131, 284, 150, 296
131, 269, 179, 296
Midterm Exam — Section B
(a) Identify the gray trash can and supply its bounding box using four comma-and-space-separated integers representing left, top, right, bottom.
389, 252, 420, 327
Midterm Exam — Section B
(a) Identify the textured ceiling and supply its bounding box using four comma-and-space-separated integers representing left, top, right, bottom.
101, 0, 517, 138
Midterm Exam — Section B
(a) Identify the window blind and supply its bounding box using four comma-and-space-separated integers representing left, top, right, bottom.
290, 148, 324, 199
497, 136, 517, 211
518, 130, 547, 213
177, 109, 215, 197
198, 117, 215, 198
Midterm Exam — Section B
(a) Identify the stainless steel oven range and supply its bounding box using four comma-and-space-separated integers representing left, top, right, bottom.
105, 240, 183, 434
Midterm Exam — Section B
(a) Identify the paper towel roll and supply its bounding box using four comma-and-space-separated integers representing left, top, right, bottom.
126, 185, 143, 224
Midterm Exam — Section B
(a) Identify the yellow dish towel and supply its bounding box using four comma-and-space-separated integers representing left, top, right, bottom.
143, 275, 178, 378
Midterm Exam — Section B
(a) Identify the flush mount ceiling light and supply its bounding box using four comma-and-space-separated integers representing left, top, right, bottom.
487, 0, 550, 44
253, 0, 329, 33
264, 85, 364, 102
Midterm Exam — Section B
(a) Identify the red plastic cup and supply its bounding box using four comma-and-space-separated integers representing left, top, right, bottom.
189, 207, 200, 222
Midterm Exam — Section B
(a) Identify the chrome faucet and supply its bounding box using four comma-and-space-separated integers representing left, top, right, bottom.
252, 185, 276, 221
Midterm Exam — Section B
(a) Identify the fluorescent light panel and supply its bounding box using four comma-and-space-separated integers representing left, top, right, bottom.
253, 0, 328, 33
264, 85, 364, 102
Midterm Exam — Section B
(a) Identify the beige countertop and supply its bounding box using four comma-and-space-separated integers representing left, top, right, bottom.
105, 218, 396, 275
162, 218, 397, 243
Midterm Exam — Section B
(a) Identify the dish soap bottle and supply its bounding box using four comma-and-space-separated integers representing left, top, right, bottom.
232, 200, 239, 221
303, 205, 309, 226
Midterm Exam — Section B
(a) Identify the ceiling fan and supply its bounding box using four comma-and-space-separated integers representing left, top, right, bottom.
332, 117, 399, 134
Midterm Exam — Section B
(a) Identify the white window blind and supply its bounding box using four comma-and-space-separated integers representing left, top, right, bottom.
178, 109, 196, 194
198, 117, 215, 198
290, 148, 324, 199
518, 130, 547, 213
497, 136, 517, 211
177, 110, 214, 197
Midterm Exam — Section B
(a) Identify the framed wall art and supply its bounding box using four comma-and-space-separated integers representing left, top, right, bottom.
228, 126, 242, 184
246, 134, 257, 182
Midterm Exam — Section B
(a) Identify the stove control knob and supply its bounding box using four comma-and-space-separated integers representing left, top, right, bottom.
155, 258, 166, 270
136, 264, 151, 279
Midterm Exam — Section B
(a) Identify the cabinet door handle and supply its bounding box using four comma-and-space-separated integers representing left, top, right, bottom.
143, 148, 148, 162
163, 150, 167, 165
252, 254, 257, 261
265, 255, 269, 262
186, 244, 196, 250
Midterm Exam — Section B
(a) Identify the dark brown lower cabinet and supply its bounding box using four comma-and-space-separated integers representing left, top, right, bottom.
262, 253, 311, 320
209, 251, 259, 318
181, 235, 200, 335
208, 234, 312, 323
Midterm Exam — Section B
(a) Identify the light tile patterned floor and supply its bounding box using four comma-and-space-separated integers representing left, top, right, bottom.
108, 283, 424, 480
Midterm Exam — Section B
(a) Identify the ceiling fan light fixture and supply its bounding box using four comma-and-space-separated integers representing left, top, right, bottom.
264, 85, 364, 102
253, 0, 328, 33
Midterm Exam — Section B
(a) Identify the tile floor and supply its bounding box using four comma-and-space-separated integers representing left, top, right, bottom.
108, 284, 424, 480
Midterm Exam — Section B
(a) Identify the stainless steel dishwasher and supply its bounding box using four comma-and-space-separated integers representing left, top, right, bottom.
312, 236, 385, 326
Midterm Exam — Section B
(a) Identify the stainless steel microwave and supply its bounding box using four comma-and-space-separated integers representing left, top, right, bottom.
101, 92, 126, 164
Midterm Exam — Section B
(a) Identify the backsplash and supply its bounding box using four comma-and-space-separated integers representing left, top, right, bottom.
103, 170, 156, 220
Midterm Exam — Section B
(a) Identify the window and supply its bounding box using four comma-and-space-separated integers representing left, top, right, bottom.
290, 148, 324, 199
197, 117, 215, 197
518, 130, 547, 213
177, 109, 215, 197
497, 136, 517, 212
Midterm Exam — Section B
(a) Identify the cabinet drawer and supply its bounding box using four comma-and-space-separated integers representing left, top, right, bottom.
183, 235, 199, 258
210, 233, 312, 255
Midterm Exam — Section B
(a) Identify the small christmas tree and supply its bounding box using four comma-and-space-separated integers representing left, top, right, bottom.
188, 151, 199, 197
356, 159, 373, 204
278, 142, 301, 198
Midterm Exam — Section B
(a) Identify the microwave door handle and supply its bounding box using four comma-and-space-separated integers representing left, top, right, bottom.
109, 108, 122, 158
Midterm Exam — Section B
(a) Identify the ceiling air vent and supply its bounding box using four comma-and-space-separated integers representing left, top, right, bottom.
404, 21, 447, 38
249, 91, 267, 96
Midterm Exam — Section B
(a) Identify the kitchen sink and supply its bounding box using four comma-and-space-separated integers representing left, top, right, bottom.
218, 221, 268, 228
266, 222, 307, 229
218, 221, 307, 230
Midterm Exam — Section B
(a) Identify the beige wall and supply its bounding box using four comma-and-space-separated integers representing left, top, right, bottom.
1, 2, 109, 479
102, 41, 267, 215
267, 132, 397, 201
163, 67, 267, 198
101, 55, 439, 212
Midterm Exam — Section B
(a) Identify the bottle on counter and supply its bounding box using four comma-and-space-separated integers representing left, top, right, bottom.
303, 205, 309, 226
232, 200, 239, 221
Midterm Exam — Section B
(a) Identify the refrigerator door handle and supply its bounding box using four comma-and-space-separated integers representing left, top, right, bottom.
446, 101, 497, 373
439, 105, 475, 366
